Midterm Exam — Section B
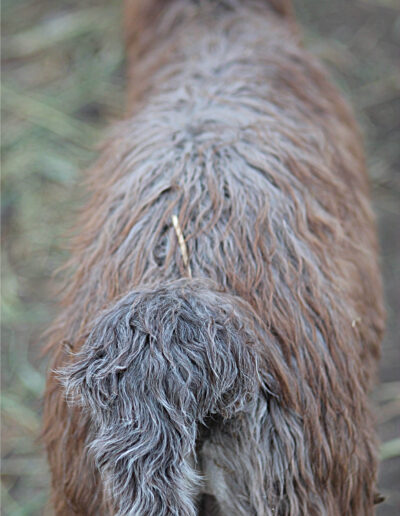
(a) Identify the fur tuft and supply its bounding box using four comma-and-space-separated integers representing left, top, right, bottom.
59, 279, 265, 515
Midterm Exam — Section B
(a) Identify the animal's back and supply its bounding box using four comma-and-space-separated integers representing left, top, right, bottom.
44, 2, 385, 515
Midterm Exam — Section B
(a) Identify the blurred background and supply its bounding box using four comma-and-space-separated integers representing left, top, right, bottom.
1, 0, 399, 514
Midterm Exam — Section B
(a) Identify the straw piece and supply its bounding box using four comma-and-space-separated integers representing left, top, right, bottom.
172, 214, 192, 278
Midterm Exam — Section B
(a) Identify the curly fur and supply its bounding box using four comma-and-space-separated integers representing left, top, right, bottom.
59, 281, 276, 515
43, 1, 385, 515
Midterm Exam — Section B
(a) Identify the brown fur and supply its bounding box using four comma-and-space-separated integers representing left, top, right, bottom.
43, 1, 385, 514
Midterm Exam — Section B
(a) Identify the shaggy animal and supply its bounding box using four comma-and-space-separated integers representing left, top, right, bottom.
43, 0, 385, 514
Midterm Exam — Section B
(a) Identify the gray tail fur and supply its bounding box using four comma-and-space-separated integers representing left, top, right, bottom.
59, 278, 262, 516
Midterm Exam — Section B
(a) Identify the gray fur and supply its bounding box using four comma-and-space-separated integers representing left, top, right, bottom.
59, 280, 277, 515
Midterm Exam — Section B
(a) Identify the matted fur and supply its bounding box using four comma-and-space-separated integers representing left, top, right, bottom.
43, 1, 385, 515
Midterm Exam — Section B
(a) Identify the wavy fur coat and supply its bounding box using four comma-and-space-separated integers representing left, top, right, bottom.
43, 1, 385, 514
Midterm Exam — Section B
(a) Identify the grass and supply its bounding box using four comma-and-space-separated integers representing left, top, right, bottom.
2, 0, 399, 514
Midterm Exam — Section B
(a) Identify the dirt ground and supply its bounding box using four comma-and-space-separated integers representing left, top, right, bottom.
2, 0, 399, 514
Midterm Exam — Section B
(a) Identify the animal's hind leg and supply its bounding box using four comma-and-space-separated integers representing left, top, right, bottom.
199, 396, 274, 516
199, 395, 327, 516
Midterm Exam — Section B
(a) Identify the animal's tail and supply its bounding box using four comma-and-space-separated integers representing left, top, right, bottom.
60, 278, 265, 516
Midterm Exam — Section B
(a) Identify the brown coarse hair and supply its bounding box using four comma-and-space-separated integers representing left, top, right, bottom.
43, 1, 385, 514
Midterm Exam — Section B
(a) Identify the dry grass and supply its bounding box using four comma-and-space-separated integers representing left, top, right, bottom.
1, 0, 399, 514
